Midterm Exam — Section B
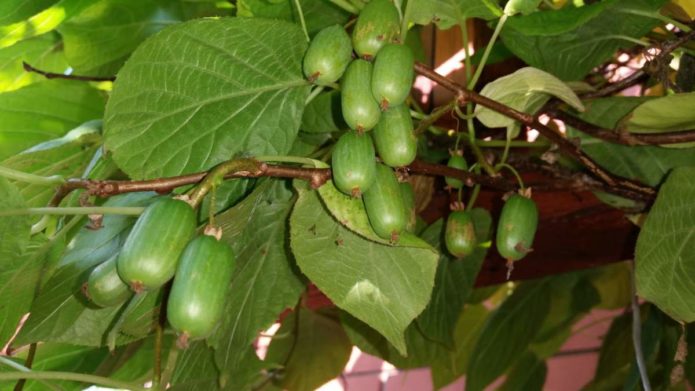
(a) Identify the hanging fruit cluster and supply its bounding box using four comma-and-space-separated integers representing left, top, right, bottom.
83, 198, 236, 347
303, 0, 416, 243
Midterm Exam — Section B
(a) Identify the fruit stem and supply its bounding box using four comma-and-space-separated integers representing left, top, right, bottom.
0, 165, 65, 186
0, 206, 144, 217
0, 371, 147, 391
496, 163, 525, 190
305, 85, 324, 105
468, 13, 508, 90
187, 158, 265, 208
292, 0, 310, 42
328, 0, 359, 14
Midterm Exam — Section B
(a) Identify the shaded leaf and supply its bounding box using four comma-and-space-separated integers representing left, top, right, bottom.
498, 352, 547, 391
500, 0, 667, 80
2, 121, 101, 209
416, 210, 492, 346
238, 0, 350, 36
104, 18, 310, 179
210, 180, 305, 385
466, 279, 552, 391
14, 193, 157, 346
568, 97, 695, 187
290, 186, 438, 354
0, 0, 59, 26
404, 0, 502, 30
590, 262, 631, 310
0, 33, 67, 92
0, 177, 32, 347
0, 80, 105, 160
636, 167, 695, 322
431, 305, 489, 389
58, 0, 183, 76
301, 90, 345, 134
266, 308, 351, 391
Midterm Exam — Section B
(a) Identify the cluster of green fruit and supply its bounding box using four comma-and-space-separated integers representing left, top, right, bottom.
303, 0, 416, 242
83, 198, 235, 346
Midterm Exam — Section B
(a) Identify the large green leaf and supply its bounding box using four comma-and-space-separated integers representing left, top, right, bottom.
58, 0, 182, 76
0, 178, 32, 347
238, 0, 350, 36
170, 341, 222, 391
416, 210, 492, 346
627, 92, 695, 148
0, 33, 67, 92
0, 0, 59, 26
290, 186, 438, 354
266, 308, 352, 391
466, 280, 552, 391
104, 18, 310, 179
209, 180, 305, 386
475, 67, 584, 136
2, 121, 101, 208
500, 0, 667, 80
404, 0, 502, 30
568, 97, 695, 187
14, 193, 157, 347
430, 305, 488, 389
585, 311, 633, 389
636, 167, 695, 322
0, 80, 105, 160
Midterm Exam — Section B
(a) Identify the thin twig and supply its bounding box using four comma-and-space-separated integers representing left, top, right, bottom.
23, 62, 116, 82
413, 62, 656, 201
546, 109, 695, 146
12, 344, 36, 391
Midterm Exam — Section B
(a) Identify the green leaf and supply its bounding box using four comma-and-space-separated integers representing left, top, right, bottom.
301, 90, 345, 133
676, 54, 695, 93
0, 33, 67, 92
587, 311, 633, 388
0, 177, 32, 347
266, 308, 352, 391
475, 67, 584, 136
498, 352, 546, 391
0, 0, 59, 26
430, 305, 489, 389
504, 0, 542, 16
500, 0, 667, 80
170, 341, 222, 391
14, 192, 156, 347
627, 92, 695, 148
238, 0, 350, 36
568, 97, 695, 187
466, 279, 552, 391
58, 0, 182, 76
1, 342, 110, 390
104, 18, 310, 179
97, 335, 174, 383
317, 180, 433, 249
341, 310, 448, 370
0, 0, 94, 49
590, 262, 631, 310
291, 186, 438, 354
0, 80, 105, 160
636, 166, 695, 322
530, 275, 599, 359
209, 180, 305, 385
416, 210, 492, 346
2, 121, 101, 209
404, 0, 502, 29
